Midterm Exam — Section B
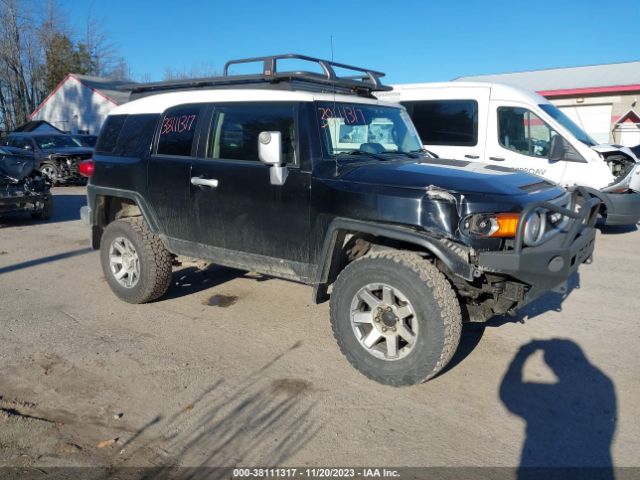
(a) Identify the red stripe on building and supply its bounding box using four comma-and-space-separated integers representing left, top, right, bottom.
29, 74, 119, 119
538, 84, 640, 97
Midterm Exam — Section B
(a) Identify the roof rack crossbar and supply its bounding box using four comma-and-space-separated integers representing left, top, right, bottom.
223, 54, 388, 91
130, 54, 391, 98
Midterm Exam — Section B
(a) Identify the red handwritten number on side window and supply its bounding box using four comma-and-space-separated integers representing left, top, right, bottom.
161, 114, 197, 135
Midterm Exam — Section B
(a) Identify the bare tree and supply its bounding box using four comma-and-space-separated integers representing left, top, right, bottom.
0, 0, 42, 130
84, 9, 129, 79
0, 0, 129, 131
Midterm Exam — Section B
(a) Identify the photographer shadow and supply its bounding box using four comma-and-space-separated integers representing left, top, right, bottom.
500, 339, 616, 480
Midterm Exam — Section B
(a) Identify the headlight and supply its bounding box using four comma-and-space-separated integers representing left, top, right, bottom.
523, 209, 547, 246
463, 213, 520, 238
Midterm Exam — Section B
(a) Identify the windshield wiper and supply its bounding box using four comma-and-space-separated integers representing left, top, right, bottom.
337, 150, 388, 162
385, 150, 422, 159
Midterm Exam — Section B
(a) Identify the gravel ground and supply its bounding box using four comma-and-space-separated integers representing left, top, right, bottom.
0, 186, 638, 475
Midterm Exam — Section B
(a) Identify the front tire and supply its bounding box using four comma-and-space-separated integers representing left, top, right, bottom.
39, 161, 60, 186
100, 217, 173, 304
330, 250, 462, 386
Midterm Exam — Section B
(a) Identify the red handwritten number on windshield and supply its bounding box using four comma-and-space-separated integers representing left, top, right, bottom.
318, 107, 366, 128
161, 114, 197, 135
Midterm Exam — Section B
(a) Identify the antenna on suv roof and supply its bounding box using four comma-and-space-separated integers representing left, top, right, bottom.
130, 54, 392, 100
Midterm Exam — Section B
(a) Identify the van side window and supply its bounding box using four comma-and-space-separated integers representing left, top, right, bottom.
95, 115, 127, 154
157, 105, 202, 157
208, 103, 296, 164
498, 107, 558, 158
402, 100, 478, 146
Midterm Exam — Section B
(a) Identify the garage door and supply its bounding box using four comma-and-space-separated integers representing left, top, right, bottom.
558, 104, 612, 144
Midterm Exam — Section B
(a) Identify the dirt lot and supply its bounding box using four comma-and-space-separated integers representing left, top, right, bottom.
0, 187, 639, 474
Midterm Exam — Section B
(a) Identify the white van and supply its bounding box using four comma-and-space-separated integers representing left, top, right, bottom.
378, 82, 640, 225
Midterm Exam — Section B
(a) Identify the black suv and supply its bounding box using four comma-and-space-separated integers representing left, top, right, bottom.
81, 55, 599, 386
2, 133, 93, 185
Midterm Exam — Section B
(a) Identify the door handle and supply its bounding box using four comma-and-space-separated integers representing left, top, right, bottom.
191, 177, 219, 188
464, 154, 480, 159
489, 156, 505, 162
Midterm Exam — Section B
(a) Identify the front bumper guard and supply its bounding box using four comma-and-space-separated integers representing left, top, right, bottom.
477, 188, 600, 295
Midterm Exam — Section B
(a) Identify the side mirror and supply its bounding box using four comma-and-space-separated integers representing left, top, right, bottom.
258, 131, 288, 185
549, 135, 587, 163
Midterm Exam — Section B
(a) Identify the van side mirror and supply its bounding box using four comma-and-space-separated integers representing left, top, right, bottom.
258, 131, 288, 185
549, 135, 587, 163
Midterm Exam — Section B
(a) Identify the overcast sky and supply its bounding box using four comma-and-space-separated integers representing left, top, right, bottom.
63, 0, 640, 83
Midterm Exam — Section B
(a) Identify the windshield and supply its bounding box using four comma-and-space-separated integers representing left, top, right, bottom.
35, 136, 82, 149
73, 135, 97, 147
316, 102, 423, 158
539, 104, 597, 147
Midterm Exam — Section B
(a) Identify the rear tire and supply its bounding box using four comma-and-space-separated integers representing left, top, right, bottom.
330, 249, 462, 386
100, 217, 173, 304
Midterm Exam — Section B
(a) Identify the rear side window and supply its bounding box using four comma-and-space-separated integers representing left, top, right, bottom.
402, 100, 478, 146
9, 136, 32, 149
114, 114, 159, 157
207, 103, 296, 164
156, 105, 202, 157
95, 115, 127, 153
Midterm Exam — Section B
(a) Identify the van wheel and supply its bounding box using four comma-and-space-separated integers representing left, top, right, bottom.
330, 250, 462, 386
100, 217, 173, 304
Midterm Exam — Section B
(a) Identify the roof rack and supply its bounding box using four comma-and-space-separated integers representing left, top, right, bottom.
130, 54, 392, 99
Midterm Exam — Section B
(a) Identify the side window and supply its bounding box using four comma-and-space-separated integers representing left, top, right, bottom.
10, 137, 29, 149
157, 105, 202, 157
498, 107, 557, 158
402, 100, 478, 146
208, 103, 296, 164
95, 115, 127, 154
114, 114, 159, 157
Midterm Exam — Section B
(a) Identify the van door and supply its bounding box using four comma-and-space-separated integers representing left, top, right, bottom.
485, 104, 567, 183
401, 88, 489, 161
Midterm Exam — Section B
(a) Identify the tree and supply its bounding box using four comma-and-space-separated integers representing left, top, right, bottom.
42, 32, 92, 92
0, 0, 128, 132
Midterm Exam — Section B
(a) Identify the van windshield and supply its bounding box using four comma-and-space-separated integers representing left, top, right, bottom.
539, 104, 597, 147
316, 102, 423, 158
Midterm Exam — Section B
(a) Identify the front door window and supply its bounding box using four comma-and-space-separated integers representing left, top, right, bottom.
498, 107, 557, 158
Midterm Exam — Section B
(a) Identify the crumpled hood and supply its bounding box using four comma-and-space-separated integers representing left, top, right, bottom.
338, 159, 558, 196
593, 143, 639, 162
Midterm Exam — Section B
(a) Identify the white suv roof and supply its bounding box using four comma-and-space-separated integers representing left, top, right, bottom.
114, 89, 399, 116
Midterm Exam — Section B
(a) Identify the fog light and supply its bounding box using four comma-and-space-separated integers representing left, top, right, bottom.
548, 256, 565, 273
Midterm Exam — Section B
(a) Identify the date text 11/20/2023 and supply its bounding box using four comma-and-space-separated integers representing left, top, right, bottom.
232, 468, 401, 478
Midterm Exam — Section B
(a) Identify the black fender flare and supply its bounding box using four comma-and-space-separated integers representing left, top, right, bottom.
312, 218, 475, 303
87, 185, 162, 233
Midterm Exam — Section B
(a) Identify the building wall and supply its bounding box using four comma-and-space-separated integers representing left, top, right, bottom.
30, 77, 116, 135
548, 91, 640, 145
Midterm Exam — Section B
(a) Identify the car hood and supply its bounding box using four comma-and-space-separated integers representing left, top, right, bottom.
337, 159, 558, 196
593, 143, 639, 162
42, 147, 93, 156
